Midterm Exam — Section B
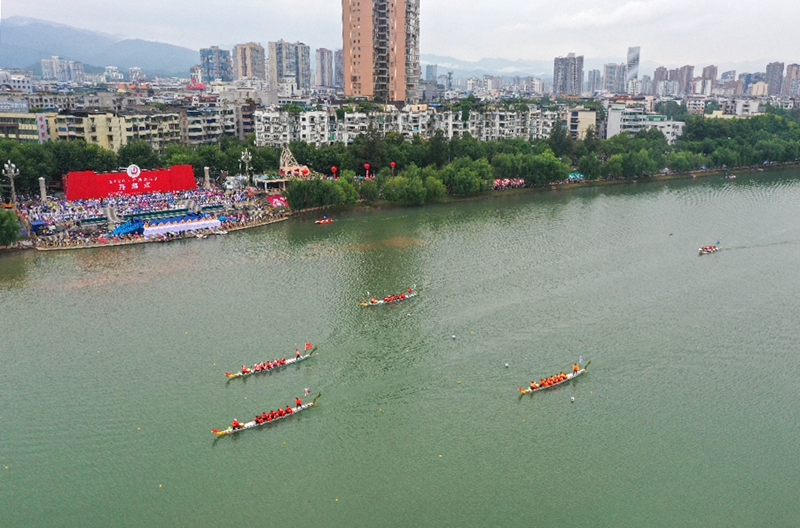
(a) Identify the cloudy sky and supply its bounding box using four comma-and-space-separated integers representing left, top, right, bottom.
2, 0, 797, 68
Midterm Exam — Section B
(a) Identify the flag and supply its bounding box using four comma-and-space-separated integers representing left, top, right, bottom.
305, 343, 313, 351
304, 388, 311, 396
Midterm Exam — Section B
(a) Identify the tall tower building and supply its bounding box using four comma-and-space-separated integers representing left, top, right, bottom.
334, 49, 344, 89
765, 61, 785, 96
232, 43, 266, 80
653, 66, 668, 86
553, 53, 584, 95
603, 63, 626, 93
586, 69, 601, 93
425, 64, 438, 82
701, 65, 718, 83
342, 0, 420, 103
316, 48, 334, 87
677, 65, 694, 94
269, 41, 312, 93
783, 64, 800, 96
200, 46, 233, 82
626, 46, 640, 84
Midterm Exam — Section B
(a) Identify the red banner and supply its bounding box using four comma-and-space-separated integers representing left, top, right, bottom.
65, 166, 197, 201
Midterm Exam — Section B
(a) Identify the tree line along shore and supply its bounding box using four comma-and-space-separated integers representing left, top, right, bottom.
2, 107, 800, 246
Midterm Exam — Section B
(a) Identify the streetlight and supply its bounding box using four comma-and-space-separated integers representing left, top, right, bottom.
3, 160, 19, 207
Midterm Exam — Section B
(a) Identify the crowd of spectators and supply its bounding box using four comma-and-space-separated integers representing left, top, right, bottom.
17, 189, 252, 226
493, 178, 527, 190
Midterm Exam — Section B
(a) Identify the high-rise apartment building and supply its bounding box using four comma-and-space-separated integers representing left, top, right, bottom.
334, 49, 344, 89
603, 63, 626, 93
269, 40, 312, 93
626, 47, 640, 84
586, 69, 602, 93
653, 66, 668, 86
200, 47, 233, 82
425, 64, 438, 82
701, 65, 718, 83
720, 70, 736, 83
41, 56, 85, 83
553, 53, 584, 96
783, 64, 800, 96
232, 43, 266, 80
676, 65, 694, 94
316, 48, 334, 87
342, 0, 420, 102
765, 61, 784, 96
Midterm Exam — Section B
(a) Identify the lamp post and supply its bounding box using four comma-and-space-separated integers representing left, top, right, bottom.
3, 160, 19, 207
240, 149, 252, 186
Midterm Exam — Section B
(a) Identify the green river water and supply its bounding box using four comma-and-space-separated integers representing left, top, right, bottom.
2, 169, 800, 527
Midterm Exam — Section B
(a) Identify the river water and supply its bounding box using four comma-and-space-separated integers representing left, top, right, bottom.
2, 169, 800, 527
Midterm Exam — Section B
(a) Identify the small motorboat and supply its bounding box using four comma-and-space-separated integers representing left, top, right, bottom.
315, 216, 334, 225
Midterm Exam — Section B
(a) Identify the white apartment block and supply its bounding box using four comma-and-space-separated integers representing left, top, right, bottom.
606, 105, 684, 144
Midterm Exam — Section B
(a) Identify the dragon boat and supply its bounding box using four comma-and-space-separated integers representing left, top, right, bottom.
226, 345, 316, 379
212, 394, 321, 436
519, 362, 590, 395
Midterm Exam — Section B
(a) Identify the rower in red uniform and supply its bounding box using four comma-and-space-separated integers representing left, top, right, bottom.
278, 408, 286, 418
296, 397, 303, 408
286, 405, 294, 415
296, 349, 302, 359
573, 364, 579, 375
408, 288, 413, 294
231, 419, 241, 430
241, 365, 248, 375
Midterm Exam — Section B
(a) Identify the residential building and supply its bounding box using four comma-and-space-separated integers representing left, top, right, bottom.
232, 43, 266, 80
0, 112, 56, 143
553, 53, 584, 96
720, 70, 736, 83
653, 66, 668, 86
586, 69, 602, 93
200, 46, 233, 82
316, 48, 334, 87
567, 107, 597, 139
269, 40, 312, 93
748, 81, 769, 96
0, 71, 33, 94
425, 64, 438, 82
765, 62, 784, 96
40, 56, 85, 83
782, 64, 800, 96
626, 47, 640, 84
52, 111, 181, 151
603, 63, 626, 94
606, 105, 684, 144
334, 49, 344, 89
342, 0, 420, 103
701, 65, 718, 86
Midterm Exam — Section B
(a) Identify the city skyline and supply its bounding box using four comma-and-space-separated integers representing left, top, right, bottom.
2, 0, 797, 67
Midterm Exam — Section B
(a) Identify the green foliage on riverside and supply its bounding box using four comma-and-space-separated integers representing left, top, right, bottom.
0, 209, 20, 246
2, 106, 800, 210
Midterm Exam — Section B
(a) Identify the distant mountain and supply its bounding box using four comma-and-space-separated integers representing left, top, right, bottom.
0, 17, 197, 76
420, 54, 554, 79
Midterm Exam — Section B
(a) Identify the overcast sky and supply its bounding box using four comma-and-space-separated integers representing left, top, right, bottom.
2, 0, 797, 68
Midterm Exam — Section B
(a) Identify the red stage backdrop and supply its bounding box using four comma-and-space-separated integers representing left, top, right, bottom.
65, 165, 197, 201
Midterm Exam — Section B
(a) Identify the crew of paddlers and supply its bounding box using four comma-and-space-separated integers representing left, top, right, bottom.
243, 357, 288, 375
368, 288, 414, 304
230, 398, 304, 430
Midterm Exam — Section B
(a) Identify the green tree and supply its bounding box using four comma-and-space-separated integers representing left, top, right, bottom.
578, 154, 602, 180
117, 141, 161, 169
359, 180, 379, 201
0, 210, 20, 246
